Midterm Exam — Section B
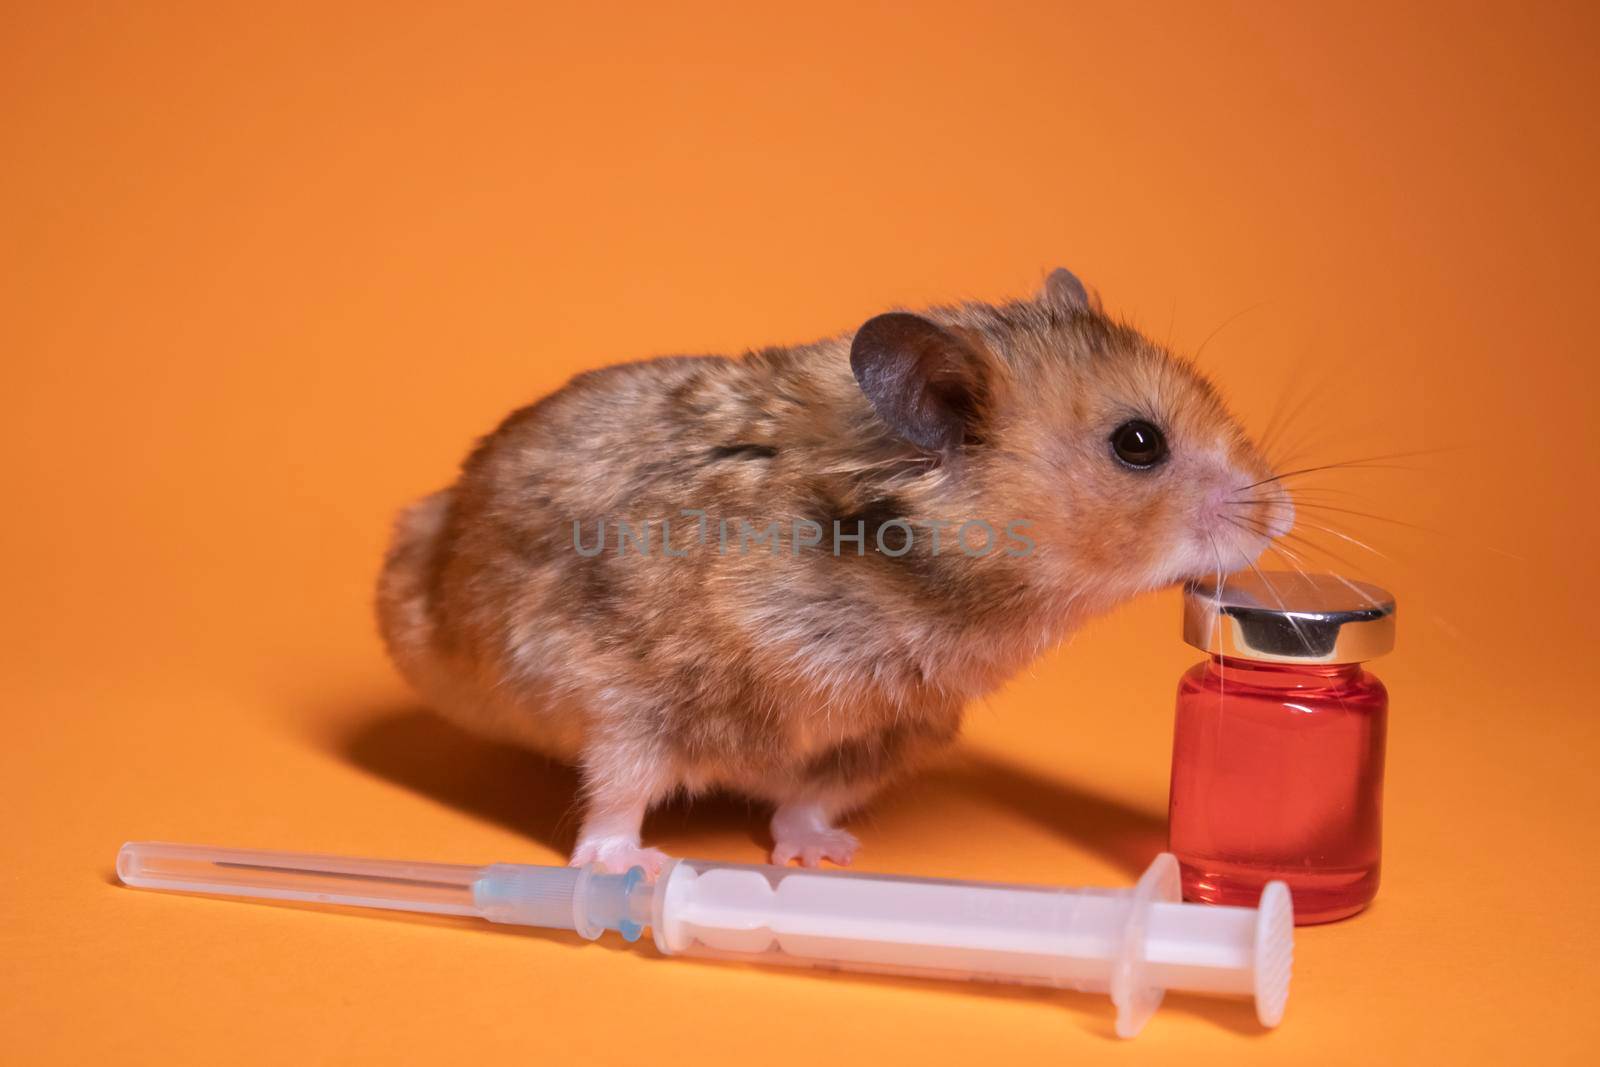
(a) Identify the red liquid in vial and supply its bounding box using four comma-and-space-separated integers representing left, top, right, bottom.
1168, 655, 1388, 924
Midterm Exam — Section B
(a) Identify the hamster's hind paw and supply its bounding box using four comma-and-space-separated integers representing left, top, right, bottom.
771, 827, 859, 868
569, 837, 671, 875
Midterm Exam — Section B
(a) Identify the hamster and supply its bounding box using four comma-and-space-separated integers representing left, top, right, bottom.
376, 269, 1294, 873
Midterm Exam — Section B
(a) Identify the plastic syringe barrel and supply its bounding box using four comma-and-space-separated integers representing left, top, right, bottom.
650, 854, 1293, 1038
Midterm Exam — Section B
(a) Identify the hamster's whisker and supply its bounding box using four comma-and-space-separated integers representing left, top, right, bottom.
1230, 445, 1465, 496
1295, 502, 1524, 562
1224, 513, 1349, 580
1261, 482, 1383, 500
1192, 301, 1267, 365
1225, 505, 1397, 564
1223, 516, 1386, 612
1222, 492, 1295, 512
1216, 525, 1318, 651
1240, 528, 1333, 595
1266, 541, 1385, 620
1259, 527, 1389, 606
1233, 550, 1316, 656
1256, 369, 1333, 465
1262, 404, 1353, 474
1266, 500, 1446, 535
1257, 537, 1320, 593
1238, 498, 1525, 564
1277, 542, 1389, 610
1230, 462, 1412, 495
1205, 529, 1227, 710
1251, 320, 1345, 466
1250, 485, 1380, 506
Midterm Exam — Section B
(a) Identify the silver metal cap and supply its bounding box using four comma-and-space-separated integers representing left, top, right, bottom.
1182, 571, 1396, 664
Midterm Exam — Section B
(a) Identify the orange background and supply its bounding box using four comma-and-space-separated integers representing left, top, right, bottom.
5, 2, 1598, 1063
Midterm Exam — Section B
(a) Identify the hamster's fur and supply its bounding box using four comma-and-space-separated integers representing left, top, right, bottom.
377, 270, 1292, 871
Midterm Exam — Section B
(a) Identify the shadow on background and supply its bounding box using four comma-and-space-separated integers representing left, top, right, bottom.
336, 708, 1167, 876
336, 707, 757, 856
939, 749, 1169, 878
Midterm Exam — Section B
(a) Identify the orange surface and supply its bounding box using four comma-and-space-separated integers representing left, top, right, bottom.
5, 2, 1598, 1063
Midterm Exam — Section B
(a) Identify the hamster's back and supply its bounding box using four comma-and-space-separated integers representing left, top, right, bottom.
375, 345, 858, 761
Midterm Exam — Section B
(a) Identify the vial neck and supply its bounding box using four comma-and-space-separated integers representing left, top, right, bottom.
1206, 654, 1363, 689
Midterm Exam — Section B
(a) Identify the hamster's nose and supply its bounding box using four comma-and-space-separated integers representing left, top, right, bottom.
1262, 491, 1295, 539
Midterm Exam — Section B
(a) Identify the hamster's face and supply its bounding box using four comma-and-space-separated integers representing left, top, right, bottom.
846, 276, 1292, 604
989, 316, 1293, 600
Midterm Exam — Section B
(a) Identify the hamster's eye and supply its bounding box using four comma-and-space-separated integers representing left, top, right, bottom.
1109, 420, 1168, 469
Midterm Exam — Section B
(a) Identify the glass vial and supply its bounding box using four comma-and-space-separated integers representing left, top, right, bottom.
1168, 572, 1396, 925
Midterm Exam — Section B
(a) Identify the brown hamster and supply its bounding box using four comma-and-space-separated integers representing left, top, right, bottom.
376, 269, 1293, 873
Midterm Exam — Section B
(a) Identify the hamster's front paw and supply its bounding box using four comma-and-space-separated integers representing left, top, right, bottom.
569, 836, 672, 875
771, 826, 859, 868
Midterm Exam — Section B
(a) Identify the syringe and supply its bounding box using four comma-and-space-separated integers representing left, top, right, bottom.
117, 841, 1292, 1038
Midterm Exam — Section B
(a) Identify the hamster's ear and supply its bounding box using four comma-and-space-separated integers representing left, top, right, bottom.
1042, 267, 1089, 312
850, 312, 992, 453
